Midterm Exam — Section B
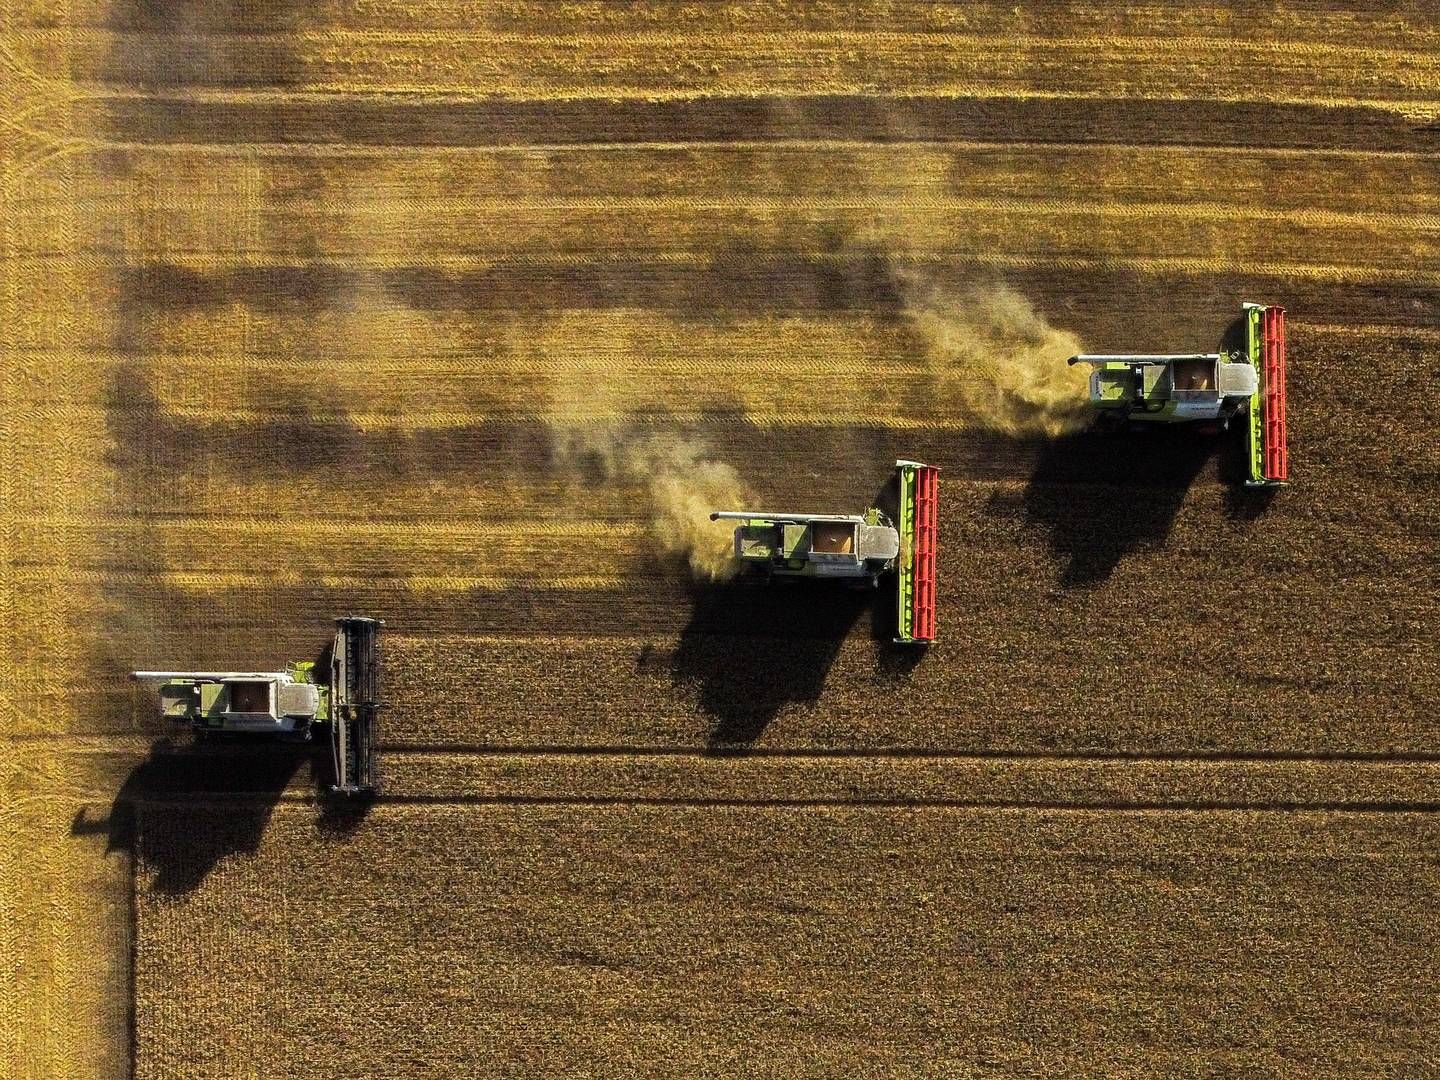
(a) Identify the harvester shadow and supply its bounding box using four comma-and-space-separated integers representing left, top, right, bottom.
672, 581, 871, 749
1013, 426, 1216, 587
1221, 437, 1281, 521
873, 608, 927, 681
72, 737, 308, 895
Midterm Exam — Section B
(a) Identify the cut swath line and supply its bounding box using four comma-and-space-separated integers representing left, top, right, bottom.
53, 403, 987, 431
34, 26, 1437, 58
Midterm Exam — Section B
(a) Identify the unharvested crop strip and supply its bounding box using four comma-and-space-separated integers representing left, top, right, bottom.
24, 250, 1440, 288
51, 192, 1440, 233
77, 84, 1440, 121
54, 138, 1440, 162
6, 566, 632, 591
16, 512, 647, 539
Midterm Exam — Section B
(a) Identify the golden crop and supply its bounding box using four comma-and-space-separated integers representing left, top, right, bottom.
3, 0, 1437, 1076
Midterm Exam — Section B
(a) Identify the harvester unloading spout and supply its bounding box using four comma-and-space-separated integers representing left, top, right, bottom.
1067, 302, 1289, 487
710, 460, 939, 644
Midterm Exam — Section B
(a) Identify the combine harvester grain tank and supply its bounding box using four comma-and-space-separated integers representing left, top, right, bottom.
710, 459, 939, 644
1067, 302, 1289, 487
132, 616, 384, 795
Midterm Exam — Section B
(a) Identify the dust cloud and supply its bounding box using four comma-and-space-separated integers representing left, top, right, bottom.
547, 417, 749, 582
896, 275, 1093, 438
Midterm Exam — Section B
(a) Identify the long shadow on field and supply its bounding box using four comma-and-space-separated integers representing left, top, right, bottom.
672, 582, 871, 748
673, 472, 906, 747
102, 0, 319, 90
72, 738, 308, 895
104, 359, 548, 485
1010, 426, 1216, 588
1221, 429, 1281, 522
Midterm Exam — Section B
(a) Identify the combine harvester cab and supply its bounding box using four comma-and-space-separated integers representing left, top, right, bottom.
1066, 303, 1288, 487
132, 615, 386, 795
710, 460, 938, 645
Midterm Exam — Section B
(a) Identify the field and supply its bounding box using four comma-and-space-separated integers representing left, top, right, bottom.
2, 1, 1438, 1077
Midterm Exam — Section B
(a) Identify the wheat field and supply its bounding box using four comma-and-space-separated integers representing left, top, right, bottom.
2, 1, 1438, 1076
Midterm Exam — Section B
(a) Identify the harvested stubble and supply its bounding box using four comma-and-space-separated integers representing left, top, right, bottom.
133, 803, 1440, 1079
4, 0, 1440, 1076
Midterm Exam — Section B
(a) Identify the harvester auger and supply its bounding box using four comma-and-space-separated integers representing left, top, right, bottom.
1067, 302, 1289, 487
132, 616, 385, 795
710, 460, 938, 644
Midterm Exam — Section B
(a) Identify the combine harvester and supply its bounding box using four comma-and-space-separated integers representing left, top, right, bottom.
132, 616, 384, 795
1067, 302, 1289, 487
710, 460, 938, 644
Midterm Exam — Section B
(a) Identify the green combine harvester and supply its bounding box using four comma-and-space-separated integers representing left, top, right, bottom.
710, 460, 938, 644
132, 616, 384, 795
1067, 302, 1289, 487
